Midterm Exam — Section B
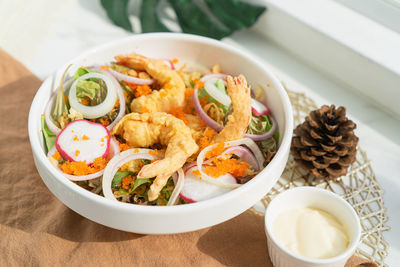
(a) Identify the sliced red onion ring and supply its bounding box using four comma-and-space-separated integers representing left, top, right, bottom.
192, 88, 223, 131
197, 138, 265, 183
245, 116, 278, 141
47, 137, 120, 181
164, 59, 175, 70
168, 168, 184, 206
200, 73, 228, 83
220, 146, 260, 171
107, 67, 154, 85
251, 98, 270, 116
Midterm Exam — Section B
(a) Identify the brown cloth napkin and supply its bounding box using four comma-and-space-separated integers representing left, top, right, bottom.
0, 49, 378, 267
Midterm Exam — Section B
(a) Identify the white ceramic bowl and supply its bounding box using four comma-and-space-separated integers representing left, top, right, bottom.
28, 33, 293, 234
265, 187, 361, 267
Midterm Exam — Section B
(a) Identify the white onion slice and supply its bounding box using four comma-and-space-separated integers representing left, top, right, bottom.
204, 78, 231, 106
221, 146, 260, 171
47, 137, 120, 181
69, 73, 117, 119
100, 71, 126, 131
167, 168, 184, 206
107, 67, 154, 85
200, 73, 228, 83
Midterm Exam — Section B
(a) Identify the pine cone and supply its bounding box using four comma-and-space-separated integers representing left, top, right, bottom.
291, 105, 359, 180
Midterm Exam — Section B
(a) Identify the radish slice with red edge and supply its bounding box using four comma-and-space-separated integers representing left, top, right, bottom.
196, 138, 265, 184
180, 166, 237, 203
102, 148, 184, 205
251, 98, 270, 116
56, 120, 110, 164
47, 136, 120, 181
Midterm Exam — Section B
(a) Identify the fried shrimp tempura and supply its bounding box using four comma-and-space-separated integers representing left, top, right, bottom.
115, 53, 185, 113
213, 74, 252, 143
111, 112, 198, 201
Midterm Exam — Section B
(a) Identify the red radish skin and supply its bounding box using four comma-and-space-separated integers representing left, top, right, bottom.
55, 120, 110, 164
179, 193, 196, 203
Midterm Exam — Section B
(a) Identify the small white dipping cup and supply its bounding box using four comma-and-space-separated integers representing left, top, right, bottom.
265, 187, 361, 267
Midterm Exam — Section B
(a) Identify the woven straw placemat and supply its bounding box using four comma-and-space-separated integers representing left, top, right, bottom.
252, 89, 390, 266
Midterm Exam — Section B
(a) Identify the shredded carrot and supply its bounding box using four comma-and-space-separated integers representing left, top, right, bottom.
59, 157, 108, 176
75, 150, 80, 157
82, 135, 90, 140
205, 158, 249, 178
73, 135, 79, 141
119, 143, 130, 152
122, 176, 133, 190
52, 151, 61, 161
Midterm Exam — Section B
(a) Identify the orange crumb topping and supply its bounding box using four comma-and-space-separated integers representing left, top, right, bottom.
82, 135, 90, 140
167, 106, 189, 124
150, 159, 159, 163
123, 81, 152, 98
205, 158, 249, 178
133, 148, 139, 153
199, 128, 216, 151
99, 118, 110, 127
119, 143, 130, 152
52, 151, 61, 161
164, 83, 173, 90
205, 142, 225, 159
149, 149, 160, 156
81, 97, 90, 106
73, 135, 79, 141
59, 157, 108, 176
122, 176, 133, 190
193, 79, 204, 90
114, 99, 120, 108
192, 170, 201, 176
100, 65, 110, 70
75, 150, 80, 157
172, 58, 179, 64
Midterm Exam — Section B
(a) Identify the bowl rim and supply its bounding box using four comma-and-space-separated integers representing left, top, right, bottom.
264, 186, 362, 264
28, 32, 293, 213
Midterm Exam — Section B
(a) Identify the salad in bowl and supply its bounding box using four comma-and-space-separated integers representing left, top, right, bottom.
29, 33, 292, 233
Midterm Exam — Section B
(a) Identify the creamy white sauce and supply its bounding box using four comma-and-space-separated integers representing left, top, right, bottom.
273, 207, 349, 259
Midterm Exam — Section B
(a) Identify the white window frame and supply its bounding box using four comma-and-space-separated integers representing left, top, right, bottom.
251, 0, 400, 117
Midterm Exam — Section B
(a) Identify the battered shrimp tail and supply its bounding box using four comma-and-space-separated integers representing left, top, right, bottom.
115, 53, 185, 113
213, 74, 251, 143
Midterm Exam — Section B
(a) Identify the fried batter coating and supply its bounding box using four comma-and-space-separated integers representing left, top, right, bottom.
115, 53, 185, 113
111, 112, 198, 201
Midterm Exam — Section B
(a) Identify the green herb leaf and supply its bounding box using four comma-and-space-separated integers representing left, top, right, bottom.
140, 0, 170, 32
52, 65, 72, 128
76, 80, 100, 102
73, 68, 91, 80
205, 0, 266, 31
132, 178, 150, 191
41, 116, 56, 154
215, 79, 227, 94
112, 171, 134, 187
101, 0, 133, 32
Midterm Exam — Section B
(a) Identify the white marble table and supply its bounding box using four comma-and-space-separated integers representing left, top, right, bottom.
1, 0, 399, 265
